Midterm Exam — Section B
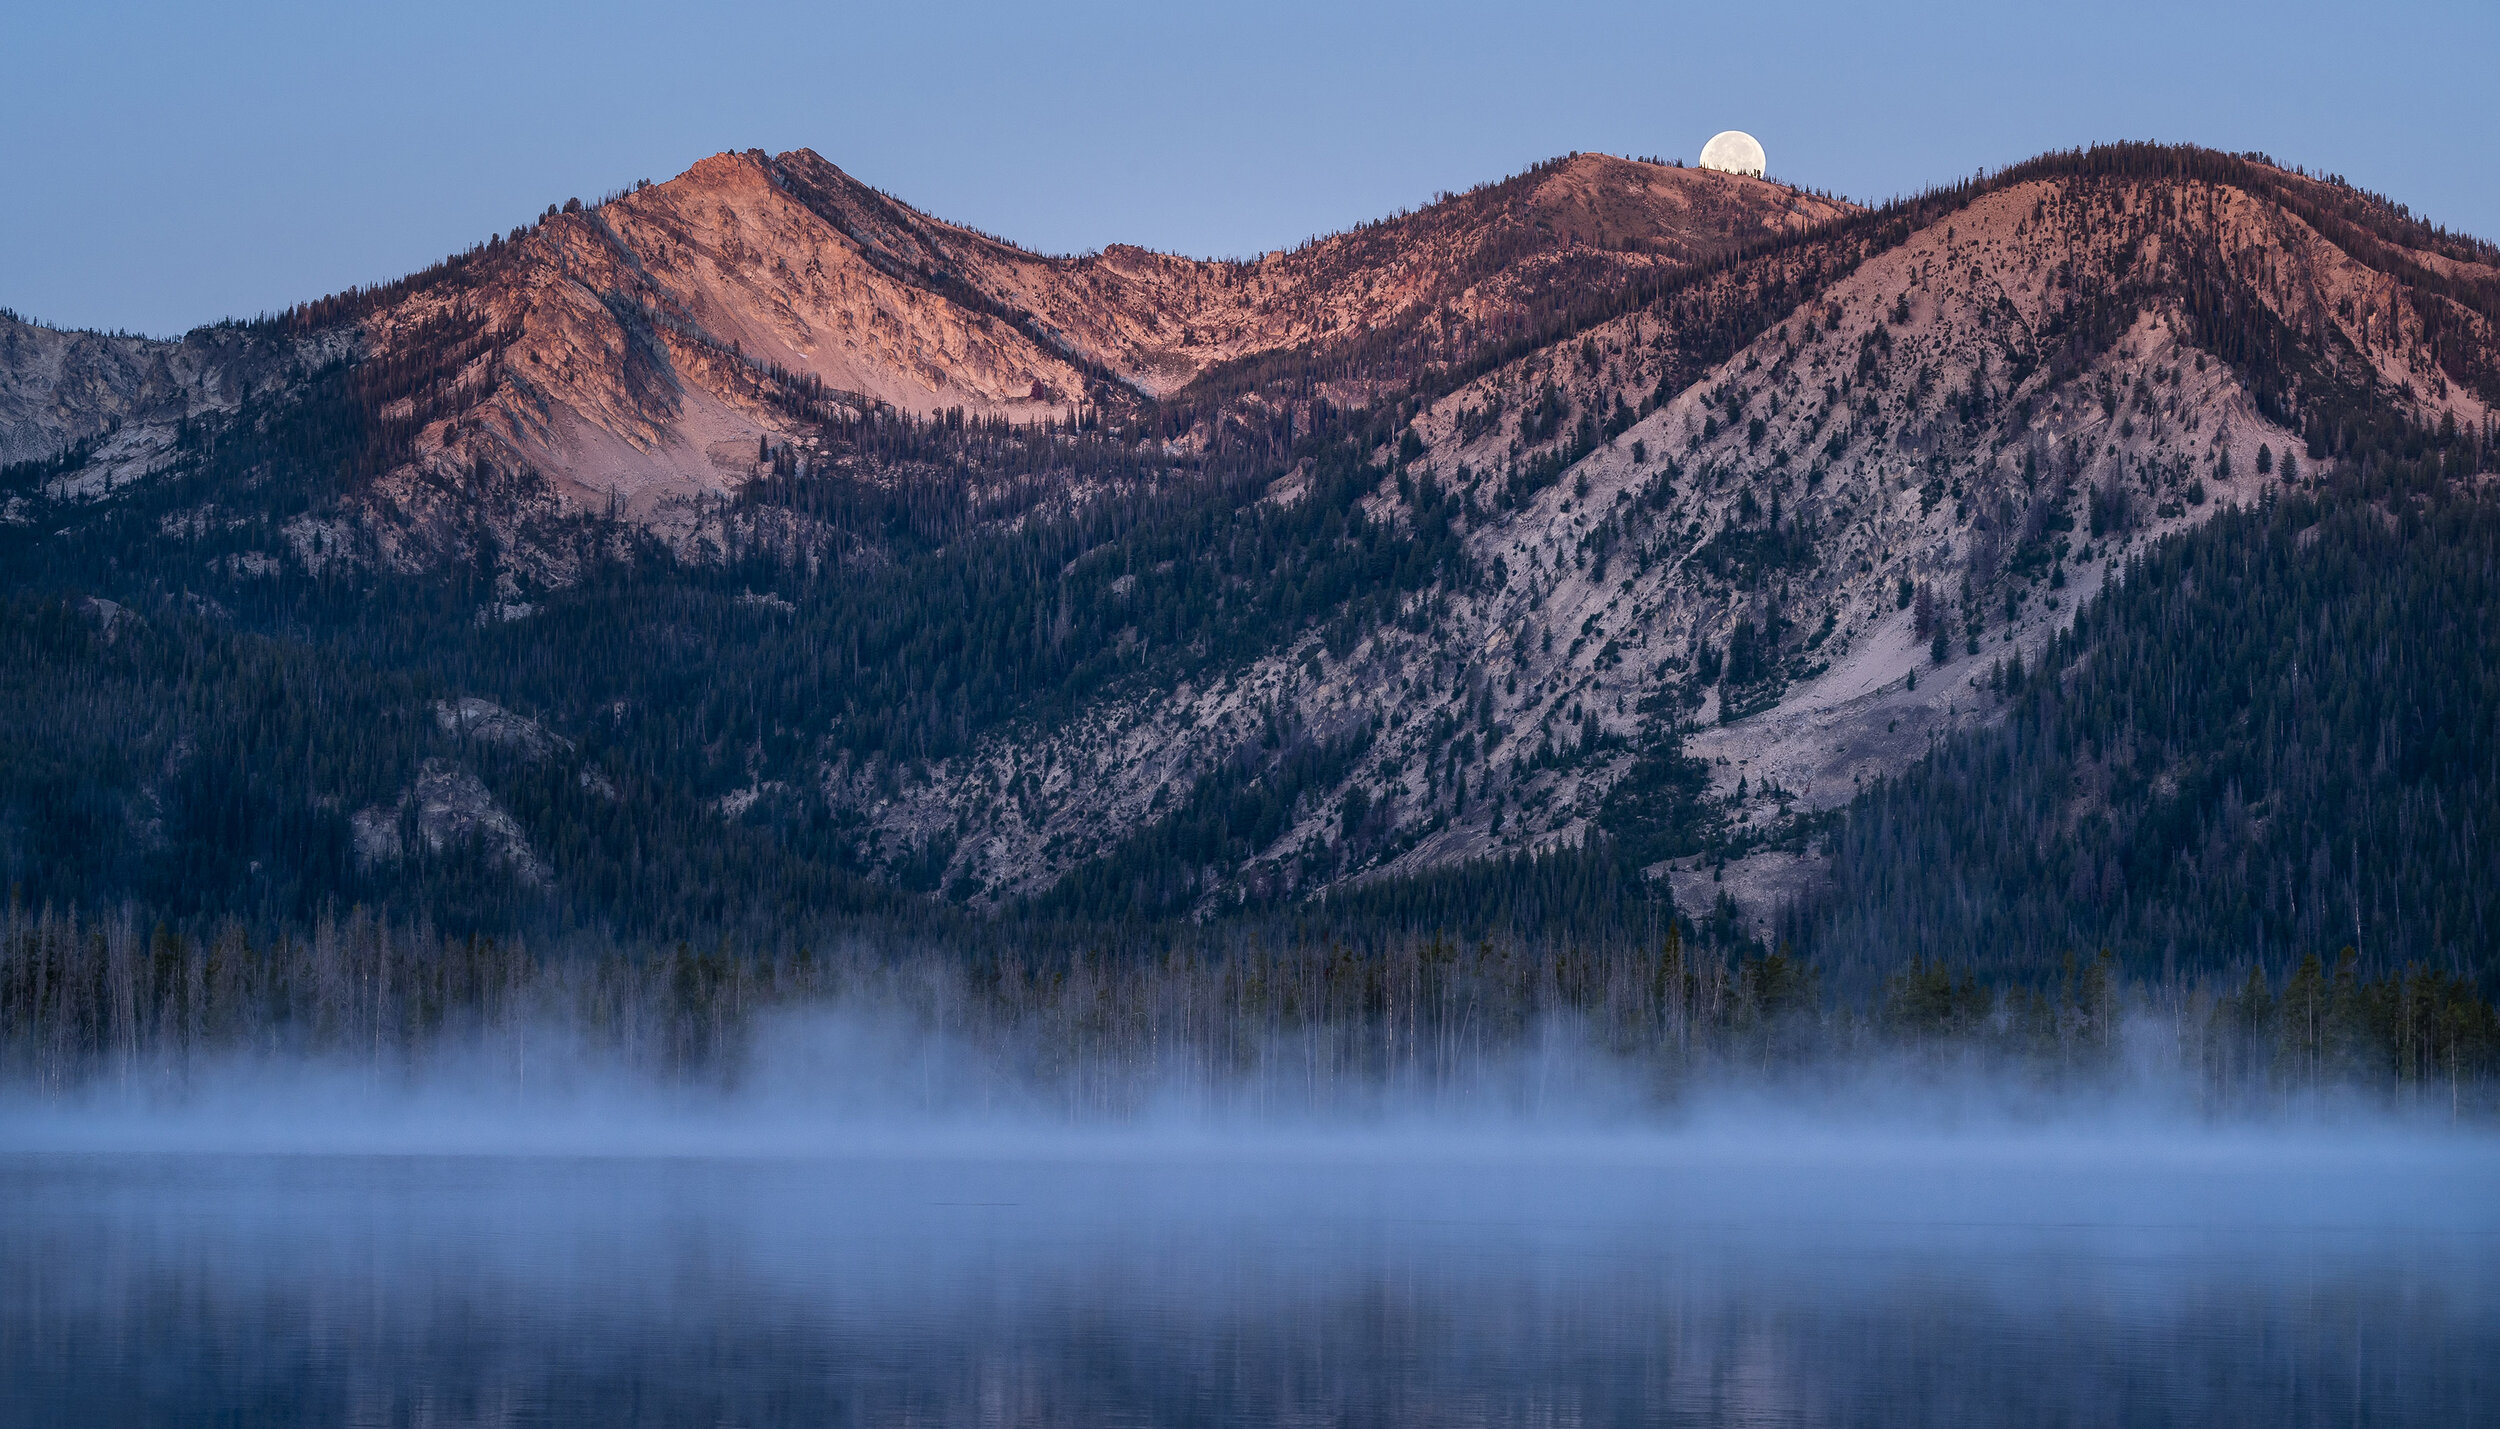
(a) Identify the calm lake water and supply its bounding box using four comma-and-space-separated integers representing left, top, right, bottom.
2, 1133, 2494, 1426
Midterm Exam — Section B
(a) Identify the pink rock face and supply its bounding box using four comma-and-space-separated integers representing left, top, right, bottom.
8, 144, 2496, 910
336, 149, 1851, 537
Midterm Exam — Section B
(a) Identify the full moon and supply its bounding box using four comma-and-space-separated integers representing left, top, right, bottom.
1698, 130, 1767, 178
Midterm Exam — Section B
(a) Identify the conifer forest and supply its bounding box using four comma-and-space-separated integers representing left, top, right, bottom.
2, 142, 2497, 1108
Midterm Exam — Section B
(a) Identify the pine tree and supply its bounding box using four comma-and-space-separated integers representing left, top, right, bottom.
2278, 951, 2328, 1087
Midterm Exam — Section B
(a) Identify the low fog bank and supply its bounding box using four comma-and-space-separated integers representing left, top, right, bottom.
6, 913, 2496, 1166
5, 997, 2496, 1173
11, 935, 2493, 1429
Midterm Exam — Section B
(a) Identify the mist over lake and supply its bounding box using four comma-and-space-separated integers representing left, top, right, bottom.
9, 3, 2500, 1419
4, 1014, 2496, 1428
7, 1117, 2494, 1428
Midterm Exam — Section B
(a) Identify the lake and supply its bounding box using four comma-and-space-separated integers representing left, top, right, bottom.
2, 1127, 2494, 1426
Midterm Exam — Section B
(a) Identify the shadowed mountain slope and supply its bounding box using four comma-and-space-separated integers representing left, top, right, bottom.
2, 143, 2495, 981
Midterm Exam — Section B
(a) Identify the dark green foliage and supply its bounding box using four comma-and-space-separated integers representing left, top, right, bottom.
708, 435, 1466, 767
1308, 833, 1678, 949
1030, 725, 1373, 923
7, 901, 2489, 1111
0, 903, 1799, 1099
0, 590, 917, 941
0, 593, 410, 923
1880, 958, 2002, 1045
1722, 618, 1768, 688
1798, 449, 2500, 992
1597, 736, 1721, 870
5, 138, 2498, 995
1518, 382, 1570, 444
1691, 519, 1816, 586
0, 437, 100, 492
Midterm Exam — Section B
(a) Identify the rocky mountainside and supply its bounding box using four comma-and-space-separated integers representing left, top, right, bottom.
2, 150, 1843, 564
777, 148, 2499, 922
2, 143, 2496, 958
0, 315, 343, 509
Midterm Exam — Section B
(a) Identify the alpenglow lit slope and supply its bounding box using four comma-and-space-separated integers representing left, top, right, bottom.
0, 143, 2495, 986
2, 149, 1844, 558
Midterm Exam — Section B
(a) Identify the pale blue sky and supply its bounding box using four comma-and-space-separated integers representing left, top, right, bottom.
5, 0, 2494, 336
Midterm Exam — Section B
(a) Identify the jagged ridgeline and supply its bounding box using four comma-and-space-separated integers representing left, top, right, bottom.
0, 143, 2496, 1017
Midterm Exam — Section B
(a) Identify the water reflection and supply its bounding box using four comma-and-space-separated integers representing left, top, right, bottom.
2, 1142, 2493, 1427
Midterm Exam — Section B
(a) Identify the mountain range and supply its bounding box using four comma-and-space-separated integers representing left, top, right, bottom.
3, 141, 2495, 982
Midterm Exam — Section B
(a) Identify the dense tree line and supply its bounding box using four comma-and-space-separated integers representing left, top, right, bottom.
4, 141, 2498, 1020
0, 584, 1687, 947
4, 900, 2489, 1116
1795, 443, 2499, 993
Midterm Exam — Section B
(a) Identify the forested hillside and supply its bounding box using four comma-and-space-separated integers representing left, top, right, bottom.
1793, 428, 2498, 989
1, 141, 2496, 1041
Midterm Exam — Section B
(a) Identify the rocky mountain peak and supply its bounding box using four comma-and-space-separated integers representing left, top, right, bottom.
5, 142, 2493, 935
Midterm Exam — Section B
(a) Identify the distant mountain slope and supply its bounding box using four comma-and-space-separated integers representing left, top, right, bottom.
1, 143, 2495, 972
2, 150, 1844, 561
1796, 481, 2500, 989
828, 149, 2497, 918
0, 314, 342, 504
